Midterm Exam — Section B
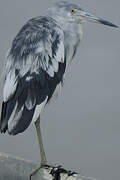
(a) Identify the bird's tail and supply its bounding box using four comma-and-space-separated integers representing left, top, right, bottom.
0, 102, 8, 133
0, 98, 36, 135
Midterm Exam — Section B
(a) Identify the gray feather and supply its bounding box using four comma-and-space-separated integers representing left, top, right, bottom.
1, 16, 66, 134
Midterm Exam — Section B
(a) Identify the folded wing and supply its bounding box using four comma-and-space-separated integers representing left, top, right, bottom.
0, 16, 66, 135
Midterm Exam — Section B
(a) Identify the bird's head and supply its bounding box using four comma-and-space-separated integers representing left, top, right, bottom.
47, 1, 119, 29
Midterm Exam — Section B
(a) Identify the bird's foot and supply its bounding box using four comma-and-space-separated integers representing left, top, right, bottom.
30, 164, 42, 180
30, 162, 57, 180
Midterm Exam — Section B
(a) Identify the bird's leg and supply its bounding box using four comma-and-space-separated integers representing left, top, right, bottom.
30, 116, 47, 179
35, 116, 47, 165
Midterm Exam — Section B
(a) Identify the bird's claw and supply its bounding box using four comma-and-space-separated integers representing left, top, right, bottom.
30, 162, 58, 180
30, 164, 42, 180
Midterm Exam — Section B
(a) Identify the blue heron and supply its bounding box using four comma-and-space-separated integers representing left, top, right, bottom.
0, 1, 118, 177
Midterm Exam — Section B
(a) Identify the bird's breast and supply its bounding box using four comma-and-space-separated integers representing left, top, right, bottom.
64, 24, 83, 68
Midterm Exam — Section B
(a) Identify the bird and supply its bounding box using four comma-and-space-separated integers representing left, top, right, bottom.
0, 1, 119, 178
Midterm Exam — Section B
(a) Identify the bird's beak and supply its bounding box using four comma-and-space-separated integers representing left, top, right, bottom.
78, 10, 119, 28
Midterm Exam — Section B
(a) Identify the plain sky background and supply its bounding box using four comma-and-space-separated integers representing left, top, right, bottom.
0, 0, 120, 180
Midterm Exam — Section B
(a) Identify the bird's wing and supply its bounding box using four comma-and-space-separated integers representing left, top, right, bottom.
0, 16, 66, 135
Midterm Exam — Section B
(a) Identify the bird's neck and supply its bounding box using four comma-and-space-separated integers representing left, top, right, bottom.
46, 11, 83, 66
58, 19, 83, 67
63, 23, 83, 67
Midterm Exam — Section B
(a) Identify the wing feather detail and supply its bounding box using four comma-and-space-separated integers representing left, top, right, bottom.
3, 16, 65, 102
0, 16, 66, 134
3, 70, 18, 102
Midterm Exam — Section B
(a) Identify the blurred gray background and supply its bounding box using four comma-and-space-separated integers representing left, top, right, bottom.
0, 0, 120, 180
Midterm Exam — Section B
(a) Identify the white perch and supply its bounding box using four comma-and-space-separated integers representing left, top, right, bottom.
0, 153, 96, 180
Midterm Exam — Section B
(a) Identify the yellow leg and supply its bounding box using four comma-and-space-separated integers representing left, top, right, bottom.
30, 116, 47, 179
35, 116, 47, 165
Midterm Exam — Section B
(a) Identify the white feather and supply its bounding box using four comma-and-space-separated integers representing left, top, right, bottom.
31, 96, 48, 124
3, 71, 18, 102
8, 102, 24, 133
47, 65, 54, 77
52, 59, 59, 72
20, 55, 33, 76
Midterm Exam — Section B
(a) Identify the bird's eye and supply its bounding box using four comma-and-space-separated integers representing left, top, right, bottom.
71, 9, 76, 14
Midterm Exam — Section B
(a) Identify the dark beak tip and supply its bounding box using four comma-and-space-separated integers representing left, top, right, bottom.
99, 19, 119, 28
